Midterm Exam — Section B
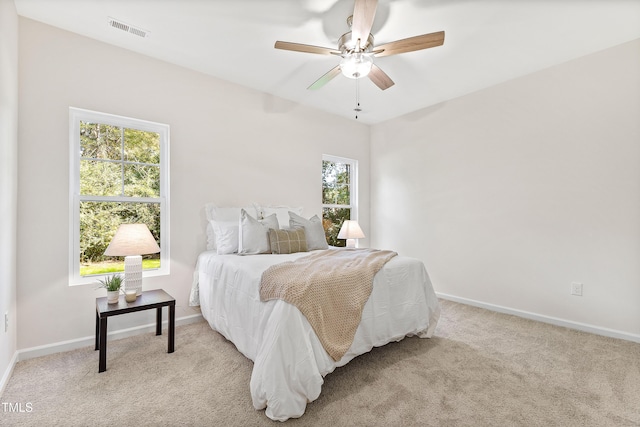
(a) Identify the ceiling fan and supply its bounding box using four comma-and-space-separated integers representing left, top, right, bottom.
274, 0, 445, 91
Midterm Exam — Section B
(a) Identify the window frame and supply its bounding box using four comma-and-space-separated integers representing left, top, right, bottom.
322, 154, 359, 243
68, 107, 170, 285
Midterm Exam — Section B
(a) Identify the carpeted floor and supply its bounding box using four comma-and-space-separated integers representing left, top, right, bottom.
1, 300, 639, 426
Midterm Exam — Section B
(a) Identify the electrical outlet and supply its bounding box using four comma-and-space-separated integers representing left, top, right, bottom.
571, 282, 583, 296
4, 312, 8, 332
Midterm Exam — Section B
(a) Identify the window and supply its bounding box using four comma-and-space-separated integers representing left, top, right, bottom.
69, 108, 169, 284
322, 155, 358, 247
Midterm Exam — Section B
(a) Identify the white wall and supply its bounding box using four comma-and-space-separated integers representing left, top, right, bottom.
371, 39, 640, 338
13, 13, 639, 359
0, 0, 19, 391
17, 18, 370, 350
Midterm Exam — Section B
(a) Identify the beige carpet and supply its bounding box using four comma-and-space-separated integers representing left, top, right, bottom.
1, 300, 639, 426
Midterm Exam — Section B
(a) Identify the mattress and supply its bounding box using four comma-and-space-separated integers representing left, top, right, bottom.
190, 249, 440, 421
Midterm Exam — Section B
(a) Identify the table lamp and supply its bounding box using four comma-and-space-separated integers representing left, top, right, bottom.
337, 220, 365, 248
104, 223, 160, 296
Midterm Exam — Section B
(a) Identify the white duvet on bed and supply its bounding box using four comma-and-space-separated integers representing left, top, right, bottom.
190, 249, 440, 421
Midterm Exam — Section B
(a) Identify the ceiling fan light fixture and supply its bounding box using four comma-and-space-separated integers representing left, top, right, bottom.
340, 53, 373, 79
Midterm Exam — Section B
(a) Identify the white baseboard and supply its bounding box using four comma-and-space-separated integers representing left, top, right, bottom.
0, 350, 19, 396
437, 292, 640, 344
0, 314, 203, 393
16, 313, 203, 363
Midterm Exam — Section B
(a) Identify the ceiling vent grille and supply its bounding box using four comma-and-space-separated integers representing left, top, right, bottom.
108, 17, 149, 38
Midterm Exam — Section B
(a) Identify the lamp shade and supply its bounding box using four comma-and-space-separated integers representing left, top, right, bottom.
337, 220, 365, 240
104, 224, 160, 257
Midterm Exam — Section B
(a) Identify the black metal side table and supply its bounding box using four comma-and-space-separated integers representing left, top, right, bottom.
95, 289, 175, 372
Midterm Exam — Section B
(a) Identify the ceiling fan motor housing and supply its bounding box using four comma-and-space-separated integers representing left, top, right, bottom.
338, 32, 374, 55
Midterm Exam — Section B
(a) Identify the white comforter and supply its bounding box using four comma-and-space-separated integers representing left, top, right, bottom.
190, 249, 440, 421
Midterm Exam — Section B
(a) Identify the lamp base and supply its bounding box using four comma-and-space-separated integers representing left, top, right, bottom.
346, 239, 357, 248
124, 255, 143, 296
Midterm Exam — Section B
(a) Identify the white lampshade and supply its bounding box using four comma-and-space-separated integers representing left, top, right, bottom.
340, 53, 373, 79
338, 220, 365, 248
104, 224, 160, 296
104, 224, 160, 257
338, 220, 365, 239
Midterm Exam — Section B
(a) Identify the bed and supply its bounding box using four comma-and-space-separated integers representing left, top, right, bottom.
189, 247, 440, 421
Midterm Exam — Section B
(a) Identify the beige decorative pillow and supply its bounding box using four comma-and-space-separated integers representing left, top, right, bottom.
269, 228, 308, 254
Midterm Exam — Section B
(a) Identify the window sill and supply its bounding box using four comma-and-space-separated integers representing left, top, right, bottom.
69, 266, 170, 287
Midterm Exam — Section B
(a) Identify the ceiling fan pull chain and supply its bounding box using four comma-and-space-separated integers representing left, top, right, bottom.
354, 77, 362, 119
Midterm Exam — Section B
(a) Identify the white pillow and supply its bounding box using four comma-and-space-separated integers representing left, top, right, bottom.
204, 204, 257, 250
288, 212, 329, 251
206, 222, 216, 250
238, 209, 279, 255
257, 205, 303, 228
211, 220, 239, 254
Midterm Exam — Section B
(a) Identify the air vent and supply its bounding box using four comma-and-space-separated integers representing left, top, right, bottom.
108, 17, 149, 38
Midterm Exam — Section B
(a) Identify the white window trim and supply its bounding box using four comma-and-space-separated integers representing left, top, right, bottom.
322, 154, 359, 221
69, 107, 170, 285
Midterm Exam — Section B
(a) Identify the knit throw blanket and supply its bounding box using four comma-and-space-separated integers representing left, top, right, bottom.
260, 248, 398, 361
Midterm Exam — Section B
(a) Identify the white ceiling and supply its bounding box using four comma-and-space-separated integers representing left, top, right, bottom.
14, 0, 640, 124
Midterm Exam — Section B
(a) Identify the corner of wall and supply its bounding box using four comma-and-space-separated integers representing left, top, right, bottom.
0, 351, 18, 395
0, 0, 20, 394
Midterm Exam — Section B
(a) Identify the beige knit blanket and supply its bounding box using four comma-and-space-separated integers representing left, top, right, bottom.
260, 248, 398, 361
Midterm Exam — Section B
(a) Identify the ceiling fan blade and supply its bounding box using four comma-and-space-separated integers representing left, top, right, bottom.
374, 31, 445, 58
368, 64, 394, 90
275, 41, 340, 56
307, 65, 342, 90
351, 0, 377, 48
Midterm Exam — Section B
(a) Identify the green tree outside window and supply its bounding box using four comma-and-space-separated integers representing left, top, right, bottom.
79, 122, 161, 276
322, 158, 356, 246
